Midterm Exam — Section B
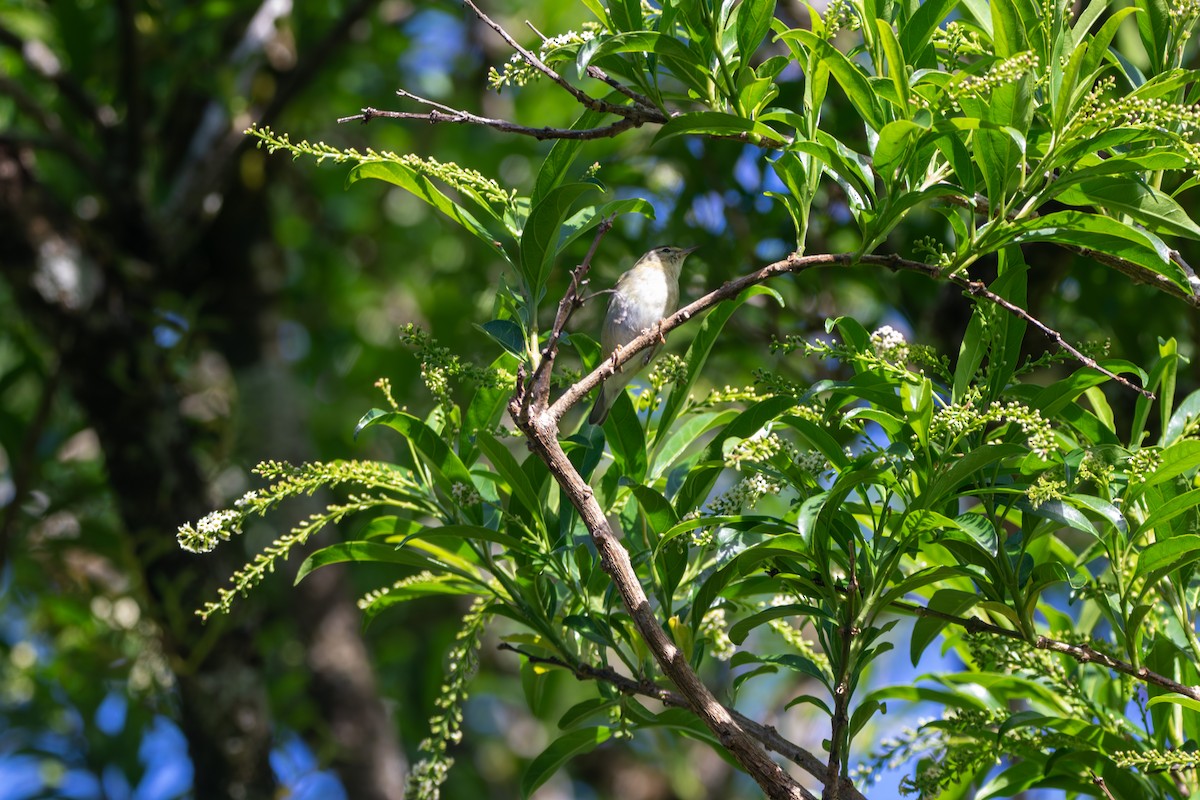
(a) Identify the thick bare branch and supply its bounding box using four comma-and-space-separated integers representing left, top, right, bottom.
512, 408, 811, 799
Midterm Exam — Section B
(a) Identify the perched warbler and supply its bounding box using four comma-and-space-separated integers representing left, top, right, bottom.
588, 245, 698, 425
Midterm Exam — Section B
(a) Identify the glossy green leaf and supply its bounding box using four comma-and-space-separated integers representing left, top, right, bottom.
521, 727, 612, 798
603, 387, 647, 483
520, 182, 598, 296
776, 29, 884, 130
1055, 176, 1200, 240
652, 111, 787, 147
735, 0, 777, 62
1134, 534, 1200, 583
533, 109, 605, 204
348, 161, 505, 254
355, 410, 477, 500
476, 430, 546, 532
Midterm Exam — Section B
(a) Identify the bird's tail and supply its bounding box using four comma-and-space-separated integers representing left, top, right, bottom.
588, 385, 610, 426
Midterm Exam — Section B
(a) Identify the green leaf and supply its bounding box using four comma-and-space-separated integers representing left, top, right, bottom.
1002, 211, 1185, 291
521, 727, 612, 798
601, 387, 648, 483
461, 360, 513, 465
1134, 534, 1200, 583
397, 523, 523, 551
919, 444, 1027, 509
629, 484, 679, 546
556, 197, 656, 255
476, 318, 526, 358
652, 111, 786, 146
533, 109, 605, 205
875, 20, 910, 116
360, 576, 479, 623
651, 410, 737, 479
776, 29, 884, 130
1140, 440, 1200, 492
354, 410, 477, 501
735, 0, 776, 62
476, 430, 546, 532
295, 540, 481, 585
577, 30, 660, 71
872, 120, 923, 187
900, 0, 961, 64
728, 603, 823, 645
520, 182, 598, 297
347, 161, 505, 255
911, 589, 981, 665
1133, 487, 1200, 538
1146, 693, 1200, 713
1055, 176, 1200, 240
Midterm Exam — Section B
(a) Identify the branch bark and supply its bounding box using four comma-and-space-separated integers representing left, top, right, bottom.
512, 408, 809, 799
498, 644, 865, 800
890, 598, 1200, 702
549, 252, 1149, 422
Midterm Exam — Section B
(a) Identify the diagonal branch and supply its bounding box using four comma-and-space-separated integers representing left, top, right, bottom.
524, 20, 661, 111
498, 643, 861, 800
511, 391, 811, 795
547, 252, 1150, 421
954, 274, 1152, 397
463, 0, 648, 121
890, 598, 1200, 702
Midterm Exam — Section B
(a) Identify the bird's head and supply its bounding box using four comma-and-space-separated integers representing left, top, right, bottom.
638, 245, 699, 279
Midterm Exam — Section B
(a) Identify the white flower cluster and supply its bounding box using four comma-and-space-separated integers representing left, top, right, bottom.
870, 325, 909, 365
450, 481, 481, 506
176, 508, 241, 554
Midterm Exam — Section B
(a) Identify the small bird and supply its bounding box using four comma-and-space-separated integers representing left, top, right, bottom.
588, 245, 698, 426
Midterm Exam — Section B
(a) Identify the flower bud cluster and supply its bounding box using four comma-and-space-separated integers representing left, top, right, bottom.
406, 597, 489, 800
930, 391, 1056, 459
487, 29, 597, 90
700, 608, 736, 661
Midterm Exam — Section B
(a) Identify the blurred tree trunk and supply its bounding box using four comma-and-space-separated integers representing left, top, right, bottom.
0, 3, 406, 796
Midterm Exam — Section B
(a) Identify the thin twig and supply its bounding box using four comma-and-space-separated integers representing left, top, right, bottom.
498, 644, 848, 800
547, 251, 1150, 421
338, 105, 643, 140
889, 598, 1200, 702
526, 216, 614, 405
1091, 771, 1117, 800
462, 0, 641, 120
954, 275, 1153, 397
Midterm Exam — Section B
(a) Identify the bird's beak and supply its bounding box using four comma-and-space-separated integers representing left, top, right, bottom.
682, 245, 701, 256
